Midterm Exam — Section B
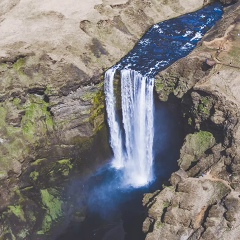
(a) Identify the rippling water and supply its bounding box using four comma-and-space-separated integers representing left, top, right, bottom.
118, 3, 223, 77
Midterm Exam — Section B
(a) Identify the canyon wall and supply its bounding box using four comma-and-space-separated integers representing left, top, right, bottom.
144, 2, 240, 239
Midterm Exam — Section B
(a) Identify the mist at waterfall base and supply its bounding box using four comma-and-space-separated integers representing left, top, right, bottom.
58, 98, 183, 240
57, 3, 223, 240
85, 100, 183, 240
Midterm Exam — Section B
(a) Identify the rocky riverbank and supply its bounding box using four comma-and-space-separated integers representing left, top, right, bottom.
0, 0, 214, 239
143, 1, 240, 239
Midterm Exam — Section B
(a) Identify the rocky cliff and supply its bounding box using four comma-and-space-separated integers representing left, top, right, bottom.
143, 1, 240, 239
0, 0, 213, 239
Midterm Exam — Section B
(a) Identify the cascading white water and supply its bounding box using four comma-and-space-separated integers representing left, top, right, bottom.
104, 68, 125, 169
105, 68, 154, 187
121, 70, 154, 187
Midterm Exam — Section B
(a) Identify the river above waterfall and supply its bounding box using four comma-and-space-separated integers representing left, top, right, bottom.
57, 3, 223, 240
104, 3, 223, 188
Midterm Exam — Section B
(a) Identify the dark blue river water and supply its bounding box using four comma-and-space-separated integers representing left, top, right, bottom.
57, 3, 223, 240
118, 3, 223, 77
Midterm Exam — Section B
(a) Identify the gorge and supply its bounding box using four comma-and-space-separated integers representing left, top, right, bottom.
59, 3, 224, 239
104, 3, 223, 188
0, 0, 240, 240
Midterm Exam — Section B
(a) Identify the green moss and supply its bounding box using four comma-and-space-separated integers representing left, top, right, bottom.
8, 205, 26, 222
81, 83, 104, 106
6, 125, 21, 136
30, 171, 39, 181
74, 82, 105, 134
189, 131, 215, 158
0, 171, 7, 179
14, 189, 25, 203
179, 131, 216, 170
81, 83, 106, 133
13, 98, 21, 106
155, 81, 164, 91
13, 58, 26, 75
154, 73, 178, 101
198, 97, 211, 116
21, 186, 34, 192
57, 159, 72, 167
22, 121, 35, 141
41, 189, 62, 219
31, 158, 47, 166
93, 84, 104, 104
42, 214, 53, 233
162, 201, 170, 209
0, 63, 8, 69
40, 189, 63, 233
81, 92, 96, 102
188, 117, 193, 125
44, 85, 57, 96
197, 131, 214, 145
46, 115, 54, 130
21, 95, 54, 142
156, 220, 164, 229
36, 230, 45, 235
18, 229, 28, 239
57, 159, 73, 176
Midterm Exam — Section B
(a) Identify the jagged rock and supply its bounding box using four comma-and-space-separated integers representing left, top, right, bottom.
143, 217, 154, 233
178, 131, 216, 172
170, 169, 188, 187
145, 2, 240, 240
145, 177, 231, 240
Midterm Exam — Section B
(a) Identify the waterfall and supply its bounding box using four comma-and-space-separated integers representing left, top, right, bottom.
103, 3, 224, 188
104, 69, 154, 187
104, 68, 125, 169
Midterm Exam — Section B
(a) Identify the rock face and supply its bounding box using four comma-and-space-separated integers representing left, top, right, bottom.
0, 0, 212, 239
144, 2, 240, 239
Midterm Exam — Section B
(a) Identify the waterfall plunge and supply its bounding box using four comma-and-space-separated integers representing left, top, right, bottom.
105, 69, 154, 187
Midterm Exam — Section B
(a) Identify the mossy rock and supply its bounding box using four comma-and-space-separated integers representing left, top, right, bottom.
0, 93, 54, 179
196, 96, 212, 120
0, 190, 39, 240
21, 94, 54, 142
8, 205, 26, 222
155, 73, 178, 101
38, 188, 63, 234
179, 131, 215, 170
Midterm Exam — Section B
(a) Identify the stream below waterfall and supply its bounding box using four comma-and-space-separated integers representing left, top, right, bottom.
57, 3, 223, 240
